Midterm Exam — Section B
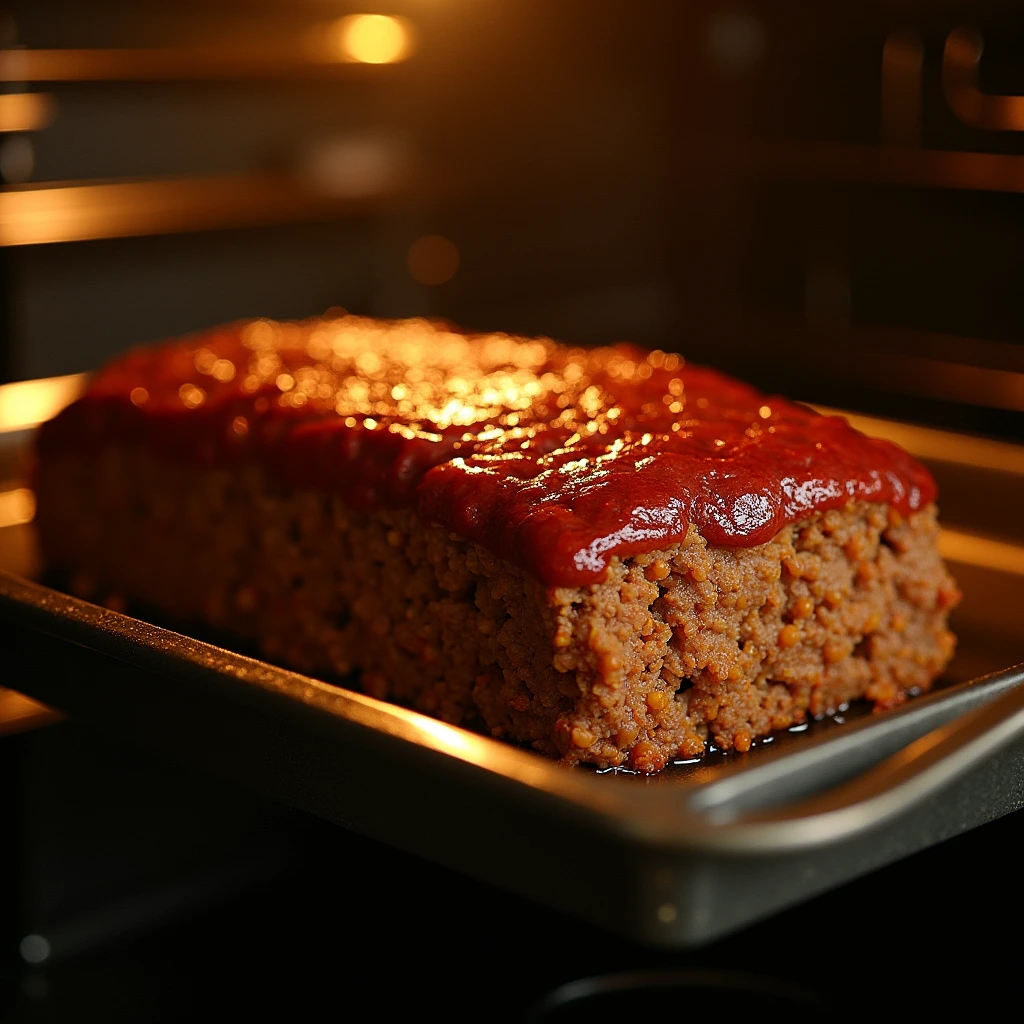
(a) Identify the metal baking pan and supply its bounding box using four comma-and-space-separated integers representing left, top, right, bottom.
1, 383, 1023, 948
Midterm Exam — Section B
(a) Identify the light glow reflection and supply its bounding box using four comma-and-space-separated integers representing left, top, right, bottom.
329, 14, 415, 65
0, 374, 86, 432
0, 487, 35, 527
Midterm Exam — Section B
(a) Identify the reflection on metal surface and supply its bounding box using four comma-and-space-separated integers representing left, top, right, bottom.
0, 488, 35, 528
0, 92, 56, 133
812, 405, 1024, 475
409, 714, 490, 760
523, 969, 822, 1016
943, 26, 1024, 132
0, 46, 405, 82
881, 29, 923, 146
0, 686, 62, 737
731, 667, 1024, 846
939, 529, 1024, 577
0, 374, 86, 432
0, 173, 407, 246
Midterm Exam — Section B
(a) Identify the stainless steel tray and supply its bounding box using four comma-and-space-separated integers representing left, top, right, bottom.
1, 386, 1023, 948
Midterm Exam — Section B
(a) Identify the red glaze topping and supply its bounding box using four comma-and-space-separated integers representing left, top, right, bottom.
39, 316, 937, 586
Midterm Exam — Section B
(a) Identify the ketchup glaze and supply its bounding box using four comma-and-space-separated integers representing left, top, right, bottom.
39, 315, 937, 586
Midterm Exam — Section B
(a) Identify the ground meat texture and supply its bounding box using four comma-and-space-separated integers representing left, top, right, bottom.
34, 445, 959, 772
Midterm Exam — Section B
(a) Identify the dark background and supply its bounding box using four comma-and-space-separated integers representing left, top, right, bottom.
1, 1, 1023, 1019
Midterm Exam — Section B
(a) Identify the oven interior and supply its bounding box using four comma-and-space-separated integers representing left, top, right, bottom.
1, 1, 1022, 1017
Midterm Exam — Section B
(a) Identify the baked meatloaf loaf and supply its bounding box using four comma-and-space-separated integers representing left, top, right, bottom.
33, 314, 960, 771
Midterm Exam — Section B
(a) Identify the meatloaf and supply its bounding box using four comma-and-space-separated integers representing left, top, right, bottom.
32, 314, 960, 772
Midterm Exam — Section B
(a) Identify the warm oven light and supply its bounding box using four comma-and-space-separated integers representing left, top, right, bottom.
310, 14, 416, 65
0, 487, 35, 527
0, 374, 87, 433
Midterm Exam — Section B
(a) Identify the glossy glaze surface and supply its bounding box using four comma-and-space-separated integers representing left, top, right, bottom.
39, 316, 936, 585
